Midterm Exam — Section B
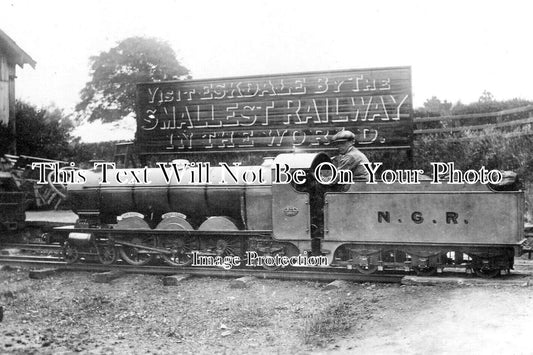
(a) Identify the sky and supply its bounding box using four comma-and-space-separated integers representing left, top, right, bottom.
1, 0, 532, 141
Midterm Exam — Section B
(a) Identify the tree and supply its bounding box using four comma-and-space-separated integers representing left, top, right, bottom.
0, 101, 73, 159
422, 96, 452, 115
478, 90, 494, 104
76, 37, 190, 123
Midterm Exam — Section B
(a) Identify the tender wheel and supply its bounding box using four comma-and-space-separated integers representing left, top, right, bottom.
473, 267, 501, 279
160, 237, 193, 267
251, 243, 298, 271
245, 250, 283, 271
97, 243, 118, 265
352, 251, 379, 274
355, 264, 379, 274
258, 251, 283, 271
414, 266, 437, 276
471, 256, 502, 279
119, 237, 155, 266
63, 242, 79, 264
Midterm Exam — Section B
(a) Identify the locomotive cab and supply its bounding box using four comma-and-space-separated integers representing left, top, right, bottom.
270, 153, 338, 256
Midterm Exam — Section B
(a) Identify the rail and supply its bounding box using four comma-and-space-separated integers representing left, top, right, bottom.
0, 255, 404, 283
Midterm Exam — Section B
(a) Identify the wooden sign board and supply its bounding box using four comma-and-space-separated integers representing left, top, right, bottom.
135, 66, 412, 154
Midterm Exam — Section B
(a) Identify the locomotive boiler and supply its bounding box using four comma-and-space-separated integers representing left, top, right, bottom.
55, 152, 524, 278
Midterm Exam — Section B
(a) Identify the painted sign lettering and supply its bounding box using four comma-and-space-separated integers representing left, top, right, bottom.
136, 67, 412, 153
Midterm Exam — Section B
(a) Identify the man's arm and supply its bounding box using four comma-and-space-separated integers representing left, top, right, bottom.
335, 154, 358, 171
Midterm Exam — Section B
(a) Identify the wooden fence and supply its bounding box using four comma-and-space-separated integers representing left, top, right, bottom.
413, 105, 533, 142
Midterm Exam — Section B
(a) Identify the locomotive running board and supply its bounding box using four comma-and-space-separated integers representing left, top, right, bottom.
53, 225, 272, 237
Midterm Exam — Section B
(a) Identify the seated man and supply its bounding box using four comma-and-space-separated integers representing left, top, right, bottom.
330, 130, 369, 181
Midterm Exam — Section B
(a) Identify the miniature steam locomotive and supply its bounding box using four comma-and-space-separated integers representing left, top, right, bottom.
52, 152, 524, 278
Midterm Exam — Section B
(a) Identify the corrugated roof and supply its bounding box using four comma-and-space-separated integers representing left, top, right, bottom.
0, 28, 36, 68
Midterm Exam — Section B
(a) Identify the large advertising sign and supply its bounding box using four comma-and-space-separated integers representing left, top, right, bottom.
136, 66, 412, 153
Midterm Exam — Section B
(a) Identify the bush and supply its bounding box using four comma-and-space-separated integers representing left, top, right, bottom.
63, 140, 124, 167
0, 101, 73, 160
414, 129, 533, 182
413, 96, 533, 184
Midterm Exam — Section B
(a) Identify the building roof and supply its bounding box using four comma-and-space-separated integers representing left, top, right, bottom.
0, 28, 36, 68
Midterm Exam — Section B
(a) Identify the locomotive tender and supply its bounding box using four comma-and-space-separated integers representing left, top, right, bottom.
55, 152, 524, 278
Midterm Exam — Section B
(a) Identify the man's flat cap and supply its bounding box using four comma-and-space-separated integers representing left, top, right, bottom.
331, 130, 356, 142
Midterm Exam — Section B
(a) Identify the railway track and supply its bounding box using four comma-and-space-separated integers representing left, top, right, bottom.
1, 242, 62, 250
2, 242, 531, 283
0, 254, 404, 283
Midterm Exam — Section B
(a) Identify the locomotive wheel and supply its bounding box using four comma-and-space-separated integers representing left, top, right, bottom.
216, 238, 240, 257
156, 215, 194, 267
160, 237, 193, 267
119, 237, 156, 266
198, 216, 239, 231
97, 244, 118, 265
63, 242, 79, 264
197, 217, 241, 268
117, 216, 155, 266
413, 266, 437, 276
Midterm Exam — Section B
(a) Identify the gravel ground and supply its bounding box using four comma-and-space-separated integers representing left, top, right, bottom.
0, 269, 391, 354
0, 266, 532, 355
7, 211, 531, 353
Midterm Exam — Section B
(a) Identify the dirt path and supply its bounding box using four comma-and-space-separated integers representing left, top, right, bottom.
1, 265, 532, 354
323, 286, 533, 354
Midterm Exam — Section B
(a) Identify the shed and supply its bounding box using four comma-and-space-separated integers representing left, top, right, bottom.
0, 28, 36, 153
